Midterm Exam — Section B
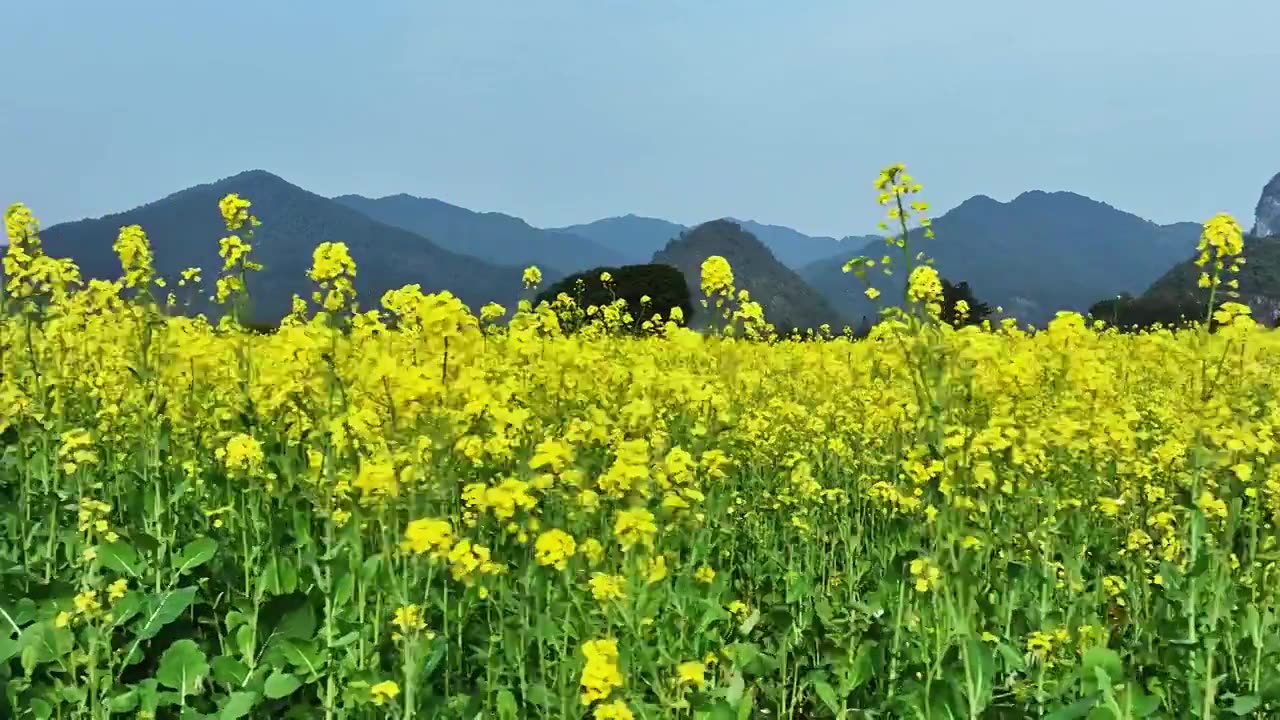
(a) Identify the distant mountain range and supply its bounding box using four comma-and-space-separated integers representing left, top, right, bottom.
800, 191, 1202, 326
333, 193, 627, 275
38, 171, 526, 322
19, 167, 1280, 329
652, 220, 844, 333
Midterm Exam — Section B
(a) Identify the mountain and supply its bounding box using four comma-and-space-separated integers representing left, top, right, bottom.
334, 194, 628, 274
1253, 172, 1280, 239
37, 170, 526, 322
651, 219, 844, 333
550, 215, 687, 264
726, 219, 879, 269
801, 191, 1201, 327
1143, 233, 1280, 325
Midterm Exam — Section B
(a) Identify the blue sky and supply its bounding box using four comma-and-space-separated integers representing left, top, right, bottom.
3, 1, 1278, 238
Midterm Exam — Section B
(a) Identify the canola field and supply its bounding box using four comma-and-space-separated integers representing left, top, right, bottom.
3, 168, 1279, 719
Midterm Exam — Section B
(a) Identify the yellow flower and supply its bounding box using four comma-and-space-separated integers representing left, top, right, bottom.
726, 601, 748, 617
534, 529, 577, 570
645, 555, 668, 584
220, 433, 264, 473
579, 538, 605, 566
580, 639, 624, 705
107, 579, 128, 603
613, 507, 657, 551
392, 604, 426, 633
908, 558, 941, 593
675, 660, 707, 690
589, 573, 627, 602
694, 565, 716, 584
700, 256, 735, 298
401, 518, 453, 556
370, 680, 400, 706
593, 699, 634, 720
523, 265, 543, 288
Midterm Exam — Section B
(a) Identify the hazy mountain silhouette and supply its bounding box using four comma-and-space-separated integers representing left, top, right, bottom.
38, 170, 527, 323
726, 218, 879, 269
652, 219, 844, 333
550, 215, 687, 264
334, 193, 627, 274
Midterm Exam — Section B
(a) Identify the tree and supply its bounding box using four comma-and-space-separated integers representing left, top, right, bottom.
534, 263, 693, 334
1086, 293, 1210, 332
940, 279, 993, 327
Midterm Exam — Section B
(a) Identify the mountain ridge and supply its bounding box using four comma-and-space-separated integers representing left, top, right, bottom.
801, 189, 1201, 327
37, 170, 528, 322
332, 193, 628, 274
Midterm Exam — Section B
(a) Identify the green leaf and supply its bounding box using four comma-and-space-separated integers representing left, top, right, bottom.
724, 670, 746, 706
97, 541, 142, 578
106, 689, 139, 712
278, 639, 324, 677
157, 639, 209, 695
109, 591, 145, 628
219, 691, 259, 720
1046, 694, 1102, 720
258, 592, 315, 645
211, 656, 250, 686
1083, 647, 1123, 679
695, 702, 737, 720
812, 679, 841, 714
524, 683, 552, 708
496, 689, 518, 720
132, 587, 198, 642
1226, 695, 1261, 716
18, 620, 73, 664
174, 538, 217, 576
263, 670, 302, 699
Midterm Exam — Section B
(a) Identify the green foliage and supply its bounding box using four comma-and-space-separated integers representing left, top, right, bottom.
534, 263, 692, 333
940, 278, 994, 327
1087, 293, 1210, 331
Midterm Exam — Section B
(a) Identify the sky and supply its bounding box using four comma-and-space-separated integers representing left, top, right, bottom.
2, 1, 1279, 239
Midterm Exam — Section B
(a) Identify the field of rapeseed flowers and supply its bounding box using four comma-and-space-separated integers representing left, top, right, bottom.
3, 166, 1280, 719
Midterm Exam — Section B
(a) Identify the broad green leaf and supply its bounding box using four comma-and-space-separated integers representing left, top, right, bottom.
496, 689, 518, 720
211, 655, 250, 686
219, 691, 259, 720
263, 670, 303, 699
174, 538, 217, 575
695, 702, 736, 720
157, 639, 210, 695
278, 639, 324, 677
18, 620, 73, 664
97, 541, 142, 578
524, 683, 552, 708
107, 689, 139, 712
1226, 695, 1261, 716
812, 679, 841, 714
724, 670, 745, 706
1045, 694, 1102, 720
132, 587, 198, 641
1082, 647, 1123, 680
